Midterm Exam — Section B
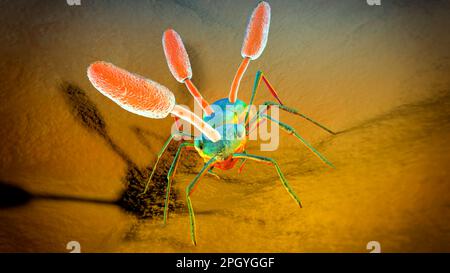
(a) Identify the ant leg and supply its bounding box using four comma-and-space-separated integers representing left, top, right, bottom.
237, 151, 249, 174
262, 101, 336, 135
186, 157, 217, 246
232, 153, 302, 208
260, 113, 334, 168
142, 131, 192, 194
164, 142, 195, 224
244, 71, 336, 135
244, 70, 283, 127
237, 159, 247, 174
207, 168, 221, 180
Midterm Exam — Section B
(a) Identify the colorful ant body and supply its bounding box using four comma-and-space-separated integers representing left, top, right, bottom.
87, 2, 335, 245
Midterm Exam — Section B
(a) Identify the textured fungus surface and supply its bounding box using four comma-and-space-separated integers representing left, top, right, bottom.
88, 62, 175, 119
163, 29, 193, 83
241, 1, 271, 60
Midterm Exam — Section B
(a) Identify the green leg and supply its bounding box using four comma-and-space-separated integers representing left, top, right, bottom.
244, 70, 285, 129
244, 71, 336, 135
244, 70, 263, 127
244, 70, 284, 128
207, 168, 221, 180
237, 158, 247, 173
164, 142, 194, 224
186, 157, 217, 246
232, 153, 302, 208
247, 102, 336, 135
263, 101, 336, 135
142, 132, 192, 194
262, 114, 334, 168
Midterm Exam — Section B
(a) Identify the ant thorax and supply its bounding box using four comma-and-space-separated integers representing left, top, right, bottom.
194, 123, 247, 162
203, 98, 248, 126
194, 98, 248, 161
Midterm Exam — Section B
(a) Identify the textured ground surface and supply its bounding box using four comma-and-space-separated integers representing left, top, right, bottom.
0, 0, 449, 252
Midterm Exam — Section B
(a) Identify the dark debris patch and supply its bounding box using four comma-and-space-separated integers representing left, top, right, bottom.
60, 82, 203, 219
118, 140, 202, 218
61, 82, 107, 137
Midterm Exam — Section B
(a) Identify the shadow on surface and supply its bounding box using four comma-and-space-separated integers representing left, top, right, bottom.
59, 83, 183, 218
0, 181, 117, 208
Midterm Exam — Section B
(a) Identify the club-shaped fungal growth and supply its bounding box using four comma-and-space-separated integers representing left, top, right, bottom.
87, 61, 221, 142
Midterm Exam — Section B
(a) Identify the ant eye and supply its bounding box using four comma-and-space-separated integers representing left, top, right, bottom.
198, 142, 204, 149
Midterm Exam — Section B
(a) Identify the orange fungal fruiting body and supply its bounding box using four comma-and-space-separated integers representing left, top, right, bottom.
87, 61, 175, 119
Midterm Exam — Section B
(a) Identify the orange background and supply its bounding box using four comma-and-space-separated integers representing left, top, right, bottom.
0, 0, 449, 252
